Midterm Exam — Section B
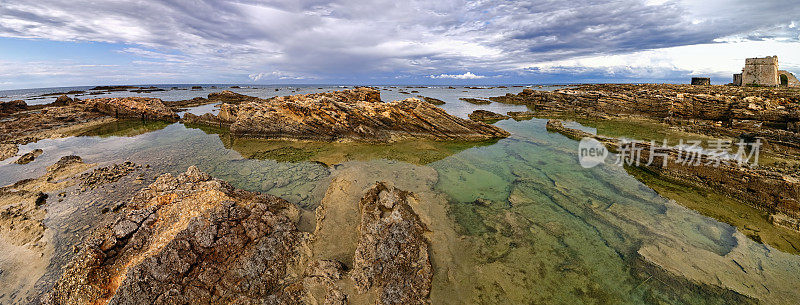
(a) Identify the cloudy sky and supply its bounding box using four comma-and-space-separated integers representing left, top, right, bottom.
1, 0, 799, 89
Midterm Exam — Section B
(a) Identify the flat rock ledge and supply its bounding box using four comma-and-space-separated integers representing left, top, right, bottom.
45, 168, 433, 305
183, 88, 509, 143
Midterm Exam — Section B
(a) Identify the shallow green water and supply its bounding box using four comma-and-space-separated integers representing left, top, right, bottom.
2, 87, 800, 304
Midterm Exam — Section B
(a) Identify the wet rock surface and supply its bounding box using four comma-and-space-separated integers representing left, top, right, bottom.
14, 149, 43, 164
458, 97, 491, 105
0, 155, 94, 304
468, 110, 510, 122
78, 161, 141, 190
184, 88, 509, 142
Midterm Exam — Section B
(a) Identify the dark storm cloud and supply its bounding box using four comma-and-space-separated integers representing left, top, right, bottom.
0, 0, 798, 81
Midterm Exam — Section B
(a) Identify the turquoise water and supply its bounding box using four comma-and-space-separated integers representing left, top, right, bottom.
2, 86, 799, 304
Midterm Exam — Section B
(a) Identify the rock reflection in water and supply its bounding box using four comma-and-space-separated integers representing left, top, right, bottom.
185, 122, 498, 166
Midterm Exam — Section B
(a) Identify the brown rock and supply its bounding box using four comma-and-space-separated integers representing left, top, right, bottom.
0, 100, 27, 115
0, 143, 19, 161
207, 90, 261, 104
184, 88, 508, 142
47, 166, 310, 304
53, 95, 73, 106
13, 149, 43, 165
352, 182, 432, 305
468, 110, 510, 122
84, 97, 179, 120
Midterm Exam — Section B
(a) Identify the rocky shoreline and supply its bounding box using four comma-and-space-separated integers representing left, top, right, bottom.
44, 165, 432, 305
183, 87, 509, 143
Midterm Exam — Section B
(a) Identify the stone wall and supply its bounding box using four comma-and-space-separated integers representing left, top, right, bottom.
742, 56, 779, 86
691, 77, 710, 85
733, 73, 742, 86
779, 70, 800, 87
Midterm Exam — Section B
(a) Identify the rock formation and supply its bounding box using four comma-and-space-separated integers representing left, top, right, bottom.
458, 97, 491, 105
468, 110, 510, 122
0, 100, 27, 115
13, 148, 43, 165
47, 166, 311, 304
47, 167, 435, 304
352, 182, 432, 305
207, 90, 261, 104
83, 97, 179, 120
183, 88, 509, 142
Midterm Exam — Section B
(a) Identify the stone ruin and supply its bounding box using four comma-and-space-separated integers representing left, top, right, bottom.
734, 56, 799, 87
691, 77, 710, 85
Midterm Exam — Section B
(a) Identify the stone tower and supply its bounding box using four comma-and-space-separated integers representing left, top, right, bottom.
741, 56, 779, 86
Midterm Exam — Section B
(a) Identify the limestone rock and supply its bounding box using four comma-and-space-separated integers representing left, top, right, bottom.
184, 88, 508, 143
352, 182, 432, 305
84, 97, 179, 120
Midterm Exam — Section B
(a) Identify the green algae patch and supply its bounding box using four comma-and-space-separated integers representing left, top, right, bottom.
626, 165, 800, 255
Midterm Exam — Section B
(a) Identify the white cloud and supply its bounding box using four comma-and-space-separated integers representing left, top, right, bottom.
428, 72, 486, 79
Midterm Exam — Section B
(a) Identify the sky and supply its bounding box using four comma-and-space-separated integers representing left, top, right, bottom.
0, 0, 799, 89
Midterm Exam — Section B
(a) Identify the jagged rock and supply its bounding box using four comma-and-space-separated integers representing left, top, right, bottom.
14, 149, 43, 165
468, 110, 510, 122
53, 95, 73, 106
207, 90, 261, 104
352, 182, 432, 305
83, 97, 179, 120
184, 88, 508, 142
0, 100, 27, 115
46, 166, 311, 304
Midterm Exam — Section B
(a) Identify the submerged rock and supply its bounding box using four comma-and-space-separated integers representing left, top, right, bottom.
184, 88, 509, 142
420, 96, 445, 105
13, 149, 43, 165
468, 110, 510, 122
459, 97, 491, 105
84, 97, 179, 120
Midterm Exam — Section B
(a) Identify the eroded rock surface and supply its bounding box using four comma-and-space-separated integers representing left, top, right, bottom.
184, 88, 509, 142
84, 97, 179, 121
352, 182, 432, 305
47, 166, 311, 304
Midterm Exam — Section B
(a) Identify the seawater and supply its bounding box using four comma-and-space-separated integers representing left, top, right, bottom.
2, 85, 799, 304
